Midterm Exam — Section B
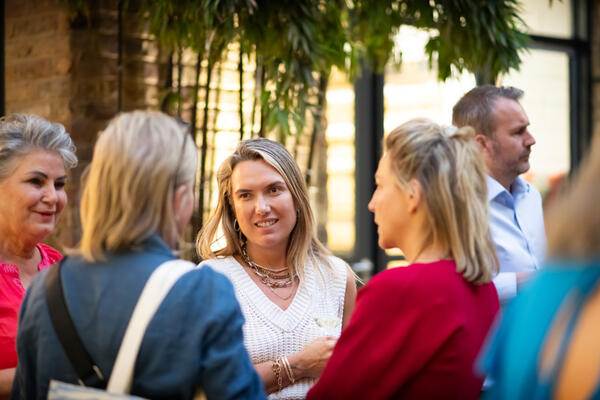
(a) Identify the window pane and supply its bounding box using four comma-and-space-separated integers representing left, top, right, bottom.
326, 68, 356, 255
520, 0, 573, 38
383, 27, 571, 261
383, 26, 477, 258
384, 26, 476, 132
499, 49, 570, 197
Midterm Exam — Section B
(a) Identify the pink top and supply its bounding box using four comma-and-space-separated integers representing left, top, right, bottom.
0, 243, 61, 369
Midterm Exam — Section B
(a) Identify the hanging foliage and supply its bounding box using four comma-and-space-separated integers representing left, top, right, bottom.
59, 0, 534, 249
62, 0, 530, 135
348, 0, 529, 84
236, 0, 349, 138
423, 1, 529, 84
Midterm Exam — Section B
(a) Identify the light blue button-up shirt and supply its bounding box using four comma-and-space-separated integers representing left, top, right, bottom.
487, 175, 546, 304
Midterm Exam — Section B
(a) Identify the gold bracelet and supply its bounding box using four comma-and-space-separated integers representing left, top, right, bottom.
281, 356, 295, 384
272, 358, 283, 391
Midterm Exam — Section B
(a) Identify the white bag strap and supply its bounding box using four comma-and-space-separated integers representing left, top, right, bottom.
106, 259, 196, 393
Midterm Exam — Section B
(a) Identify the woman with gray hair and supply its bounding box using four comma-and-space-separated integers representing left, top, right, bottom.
0, 114, 77, 398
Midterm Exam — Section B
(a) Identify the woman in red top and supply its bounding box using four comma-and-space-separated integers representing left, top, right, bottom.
307, 118, 500, 399
0, 114, 77, 398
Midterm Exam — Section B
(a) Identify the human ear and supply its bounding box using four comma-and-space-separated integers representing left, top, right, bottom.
475, 134, 493, 154
407, 178, 422, 214
173, 185, 193, 231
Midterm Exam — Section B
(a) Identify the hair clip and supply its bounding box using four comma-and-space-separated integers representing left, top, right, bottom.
444, 125, 458, 137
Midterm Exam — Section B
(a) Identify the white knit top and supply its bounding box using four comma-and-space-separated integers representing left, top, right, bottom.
200, 255, 348, 400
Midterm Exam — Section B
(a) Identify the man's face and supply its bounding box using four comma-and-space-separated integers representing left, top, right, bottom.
483, 97, 536, 189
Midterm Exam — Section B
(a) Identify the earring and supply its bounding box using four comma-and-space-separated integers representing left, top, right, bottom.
234, 219, 240, 232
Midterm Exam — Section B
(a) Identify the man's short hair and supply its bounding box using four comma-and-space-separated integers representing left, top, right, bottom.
452, 85, 524, 138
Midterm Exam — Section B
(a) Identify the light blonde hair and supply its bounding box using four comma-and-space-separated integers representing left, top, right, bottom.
196, 138, 331, 283
385, 118, 499, 284
546, 132, 600, 259
78, 111, 197, 261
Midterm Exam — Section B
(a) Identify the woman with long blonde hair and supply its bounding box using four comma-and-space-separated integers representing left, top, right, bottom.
308, 118, 500, 399
197, 138, 356, 399
12, 111, 264, 399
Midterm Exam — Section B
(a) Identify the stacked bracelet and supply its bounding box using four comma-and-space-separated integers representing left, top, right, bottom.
272, 358, 283, 391
280, 356, 295, 384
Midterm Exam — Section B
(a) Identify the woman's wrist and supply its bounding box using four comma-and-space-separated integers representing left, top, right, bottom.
271, 358, 284, 392
269, 356, 298, 393
286, 353, 306, 380
280, 356, 295, 385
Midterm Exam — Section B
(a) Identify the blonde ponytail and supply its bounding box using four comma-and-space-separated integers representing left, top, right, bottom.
386, 118, 499, 284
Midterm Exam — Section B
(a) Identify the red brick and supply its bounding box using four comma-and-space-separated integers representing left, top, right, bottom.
6, 36, 70, 60
6, 58, 54, 82
7, 78, 70, 102
6, 13, 60, 39
55, 57, 72, 75
6, 103, 52, 119
49, 103, 72, 126
5, 0, 64, 19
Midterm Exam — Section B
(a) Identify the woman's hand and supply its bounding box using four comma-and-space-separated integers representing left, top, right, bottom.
0, 367, 15, 399
288, 336, 337, 380
254, 336, 337, 393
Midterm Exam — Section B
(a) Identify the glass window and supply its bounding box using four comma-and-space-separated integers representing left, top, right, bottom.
384, 26, 476, 131
385, 28, 571, 200
381, 27, 571, 268
325, 68, 356, 255
499, 49, 570, 197
383, 26, 476, 263
520, 0, 573, 38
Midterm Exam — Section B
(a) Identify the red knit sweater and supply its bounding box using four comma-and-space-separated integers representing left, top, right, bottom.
307, 259, 499, 400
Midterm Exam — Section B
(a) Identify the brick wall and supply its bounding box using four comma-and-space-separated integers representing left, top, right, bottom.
5, 0, 164, 248
5, 0, 76, 248
5, 0, 72, 124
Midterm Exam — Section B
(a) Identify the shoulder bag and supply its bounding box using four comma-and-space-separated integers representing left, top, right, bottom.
45, 259, 196, 399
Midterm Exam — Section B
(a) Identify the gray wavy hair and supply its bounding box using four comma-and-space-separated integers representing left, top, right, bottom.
0, 113, 78, 178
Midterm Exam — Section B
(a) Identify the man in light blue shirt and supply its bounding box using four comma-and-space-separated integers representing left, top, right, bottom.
453, 85, 546, 304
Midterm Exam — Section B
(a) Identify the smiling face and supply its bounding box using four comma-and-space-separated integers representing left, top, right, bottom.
231, 159, 297, 257
483, 97, 536, 189
0, 149, 67, 244
368, 153, 411, 250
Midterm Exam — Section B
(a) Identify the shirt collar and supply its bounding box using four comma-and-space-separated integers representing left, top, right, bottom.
487, 175, 530, 201
487, 175, 506, 201
511, 176, 530, 195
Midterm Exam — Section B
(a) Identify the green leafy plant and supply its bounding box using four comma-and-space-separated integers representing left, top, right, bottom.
60, 0, 532, 243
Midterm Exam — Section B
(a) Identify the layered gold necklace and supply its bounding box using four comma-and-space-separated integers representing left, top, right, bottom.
241, 246, 295, 288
